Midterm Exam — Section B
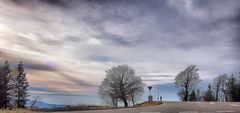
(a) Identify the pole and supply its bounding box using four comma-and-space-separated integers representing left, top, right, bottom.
157, 88, 159, 102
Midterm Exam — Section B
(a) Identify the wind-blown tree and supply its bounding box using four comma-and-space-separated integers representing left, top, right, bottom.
14, 61, 29, 108
99, 65, 145, 107
0, 61, 14, 109
175, 65, 201, 101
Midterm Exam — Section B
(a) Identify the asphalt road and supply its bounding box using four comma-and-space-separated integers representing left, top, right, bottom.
54, 102, 240, 113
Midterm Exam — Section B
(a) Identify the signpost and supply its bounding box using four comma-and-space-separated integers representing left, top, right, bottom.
147, 86, 162, 102
148, 86, 153, 102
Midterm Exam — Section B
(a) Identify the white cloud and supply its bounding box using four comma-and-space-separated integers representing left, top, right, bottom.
167, 0, 209, 19
86, 38, 103, 46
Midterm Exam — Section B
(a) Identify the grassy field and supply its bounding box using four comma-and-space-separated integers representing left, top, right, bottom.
0, 109, 33, 113
34, 105, 115, 112
0, 102, 162, 113
135, 101, 163, 107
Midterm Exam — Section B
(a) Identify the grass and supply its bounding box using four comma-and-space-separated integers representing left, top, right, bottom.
0, 102, 162, 112
34, 105, 115, 112
0, 109, 33, 113
35, 102, 163, 112
135, 101, 163, 107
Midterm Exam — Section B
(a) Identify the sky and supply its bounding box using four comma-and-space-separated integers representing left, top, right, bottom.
0, 0, 239, 105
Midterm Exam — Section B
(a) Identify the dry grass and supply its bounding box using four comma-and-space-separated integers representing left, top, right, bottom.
135, 101, 163, 107
0, 109, 33, 113
35, 105, 115, 112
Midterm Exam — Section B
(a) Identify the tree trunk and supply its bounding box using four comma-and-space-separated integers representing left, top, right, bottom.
123, 99, 128, 107
131, 94, 135, 106
115, 100, 118, 107
17, 96, 20, 108
223, 90, 228, 102
111, 98, 117, 107
132, 98, 135, 106
111, 98, 114, 106
4, 93, 6, 109
216, 85, 219, 101
184, 86, 189, 101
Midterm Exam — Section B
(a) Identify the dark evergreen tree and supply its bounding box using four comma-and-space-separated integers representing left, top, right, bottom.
196, 89, 201, 101
226, 74, 239, 102
0, 61, 13, 109
237, 78, 240, 101
14, 61, 29, 108
0, 62, 4, 108
203, 84, 215, 101
189, 90, 197, 101
236, 73, 240, 101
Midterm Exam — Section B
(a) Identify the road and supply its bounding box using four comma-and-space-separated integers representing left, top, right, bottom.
54, 102, 240, 113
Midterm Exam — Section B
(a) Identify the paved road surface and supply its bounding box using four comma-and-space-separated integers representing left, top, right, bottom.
54, 102, 240, 113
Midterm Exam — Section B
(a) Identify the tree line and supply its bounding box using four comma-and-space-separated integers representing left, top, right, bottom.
175, 65, 240, 102
0, 61, 29, 109
99, 64, 240, 108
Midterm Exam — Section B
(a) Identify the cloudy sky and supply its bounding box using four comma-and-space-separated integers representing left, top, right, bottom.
0, 0, 239, 105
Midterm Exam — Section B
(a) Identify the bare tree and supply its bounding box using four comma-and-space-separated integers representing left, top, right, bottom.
175, 65, 201, 101
127, 76, 144, 106
99, 65, 145, 107
218, 74, 228, 101
213, 74, 228, 101
30, 96, 41, 109
213, 77, 220, 101
99, 83, 118, 107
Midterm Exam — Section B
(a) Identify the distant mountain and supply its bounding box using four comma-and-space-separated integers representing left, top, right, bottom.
27, 100, 65, 108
